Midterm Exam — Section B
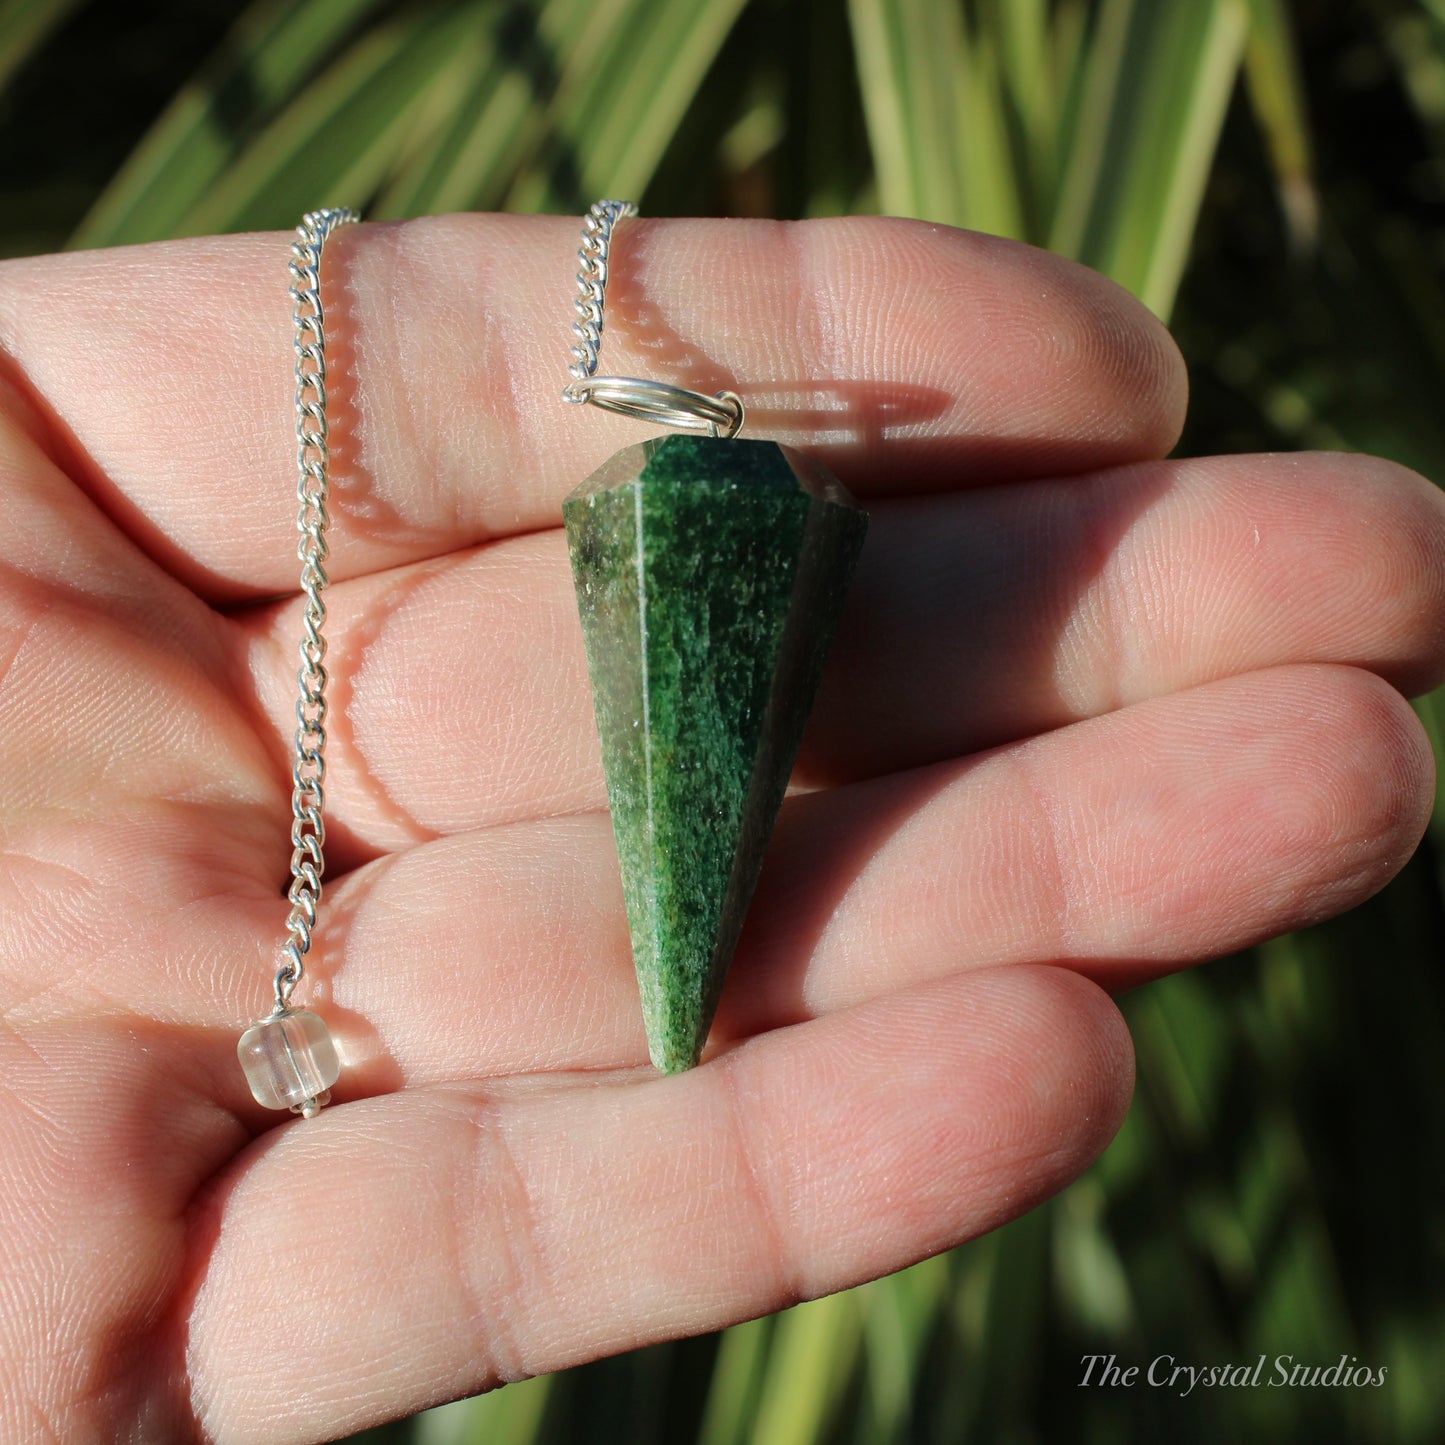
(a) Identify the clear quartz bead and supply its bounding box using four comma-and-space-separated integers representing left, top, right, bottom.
238, 1008, 340, 1117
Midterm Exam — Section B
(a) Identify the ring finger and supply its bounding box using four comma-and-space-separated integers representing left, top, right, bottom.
220, 662, 1430, 1102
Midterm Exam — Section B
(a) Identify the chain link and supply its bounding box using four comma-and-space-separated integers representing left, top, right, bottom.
565, 199, 637, 390
275, 206, 359, 1014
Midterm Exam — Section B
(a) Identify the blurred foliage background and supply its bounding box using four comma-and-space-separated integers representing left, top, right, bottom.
3, 0, 1443, 1440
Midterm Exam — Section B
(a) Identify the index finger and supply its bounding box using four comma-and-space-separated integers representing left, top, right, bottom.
0, 214, 1185, 601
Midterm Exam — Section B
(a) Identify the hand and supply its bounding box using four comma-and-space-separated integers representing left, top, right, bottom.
1, 216, 1440, 1443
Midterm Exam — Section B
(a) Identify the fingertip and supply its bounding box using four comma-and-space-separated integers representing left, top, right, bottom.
1358, 453, 1445, 696
1161, 664, 1436, 935
936, 964, 1136, 1186
1323, 664, 1436, 876
861, 222, 1190, 472
729, 964, 1136, 1299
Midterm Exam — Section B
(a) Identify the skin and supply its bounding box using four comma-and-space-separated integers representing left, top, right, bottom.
0, 213, 1442, 1442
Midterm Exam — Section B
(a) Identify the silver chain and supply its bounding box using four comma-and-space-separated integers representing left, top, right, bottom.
275, 206, 359, 1015
565, 198, 637, 389
563, 199, 744, 439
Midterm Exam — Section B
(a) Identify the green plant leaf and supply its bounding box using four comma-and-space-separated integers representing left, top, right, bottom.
177, 5, 495, 236
857, 1257, 949, 1439
984, 0, 1056, 231
0, 0, 84, 94
848, 0, 1030, 237
411, 1374, 551, 1445
1241, 0, 1317, 249
1050, 0, 1250, 318
70, 0, 385, 248
367, 30, 541, 217
749, 1291, 861, 1445
847, 0, 968, 225
506, 0, 751, 212
371, 0, 586, 218
696, 1316, 773, 1445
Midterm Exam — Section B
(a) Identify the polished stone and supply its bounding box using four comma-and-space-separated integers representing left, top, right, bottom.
237, 1007, 339, 1114
564, 434, 868, 1072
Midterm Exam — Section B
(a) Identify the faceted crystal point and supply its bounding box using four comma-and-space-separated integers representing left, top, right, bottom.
238, 1008, 340, 1115
564, 434, 868, 1073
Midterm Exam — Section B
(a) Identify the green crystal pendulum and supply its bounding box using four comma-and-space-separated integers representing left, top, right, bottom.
562, 202, 869, 1072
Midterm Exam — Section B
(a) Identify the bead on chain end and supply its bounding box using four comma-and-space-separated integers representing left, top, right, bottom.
238, 1009, 340, 1118
244, 205, 358, 1120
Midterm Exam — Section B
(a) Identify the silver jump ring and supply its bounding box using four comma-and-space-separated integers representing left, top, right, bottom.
564, 377, 744, 439
565, 200, 744, 441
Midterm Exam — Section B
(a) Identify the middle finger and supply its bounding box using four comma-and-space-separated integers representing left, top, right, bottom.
238, 448, 1445, 855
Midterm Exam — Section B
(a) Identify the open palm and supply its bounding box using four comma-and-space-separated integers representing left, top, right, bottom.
1, 215, 1440, 1443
